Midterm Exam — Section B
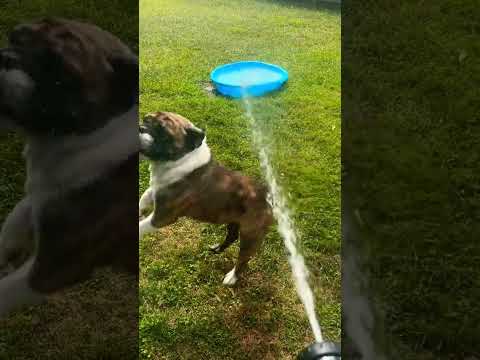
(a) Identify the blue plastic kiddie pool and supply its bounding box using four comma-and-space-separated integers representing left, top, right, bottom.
210, 61, 288, 98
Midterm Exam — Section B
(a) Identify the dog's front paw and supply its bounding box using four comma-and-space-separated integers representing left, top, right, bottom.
139, 207, 150, 220
222, 267, 238, 286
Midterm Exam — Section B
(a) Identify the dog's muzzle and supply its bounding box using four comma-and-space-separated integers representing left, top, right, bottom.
139, 127, 154, 156
0, 47, 35, 126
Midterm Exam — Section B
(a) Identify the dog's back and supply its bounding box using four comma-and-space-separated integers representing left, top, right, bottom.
178, 161, 271, 225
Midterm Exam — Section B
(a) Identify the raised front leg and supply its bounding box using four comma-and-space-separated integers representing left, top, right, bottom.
0, 256, 45, 318
139, 212, 179, 239
139, 187, 154, 218
139, 188, 185, 239
139, 213, 157, 239
0, 197, 34, 271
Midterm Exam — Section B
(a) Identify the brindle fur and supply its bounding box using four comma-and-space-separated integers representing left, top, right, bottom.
141, 112, 273, 283
0, 18, 138, 307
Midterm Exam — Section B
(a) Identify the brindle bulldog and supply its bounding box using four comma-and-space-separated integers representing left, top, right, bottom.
139, 112, 273, 286
0, 18, 138, 316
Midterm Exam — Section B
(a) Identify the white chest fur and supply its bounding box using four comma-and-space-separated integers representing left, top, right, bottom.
149, 138, 211, 191
24, 105, 139, 195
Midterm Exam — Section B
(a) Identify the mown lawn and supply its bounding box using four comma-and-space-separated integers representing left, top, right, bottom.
139, 0, 341, 359
343, 0, 480, 358
0, 1, 138, 359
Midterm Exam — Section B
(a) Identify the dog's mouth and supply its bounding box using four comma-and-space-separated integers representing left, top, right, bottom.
0, 47, 35, 123
139, 125, 154, 155
138, 123, 173, 160
0, 49, 19, 121
0, 48, 21, 71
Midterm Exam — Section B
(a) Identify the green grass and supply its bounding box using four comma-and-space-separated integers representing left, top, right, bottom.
343, 0, 480, 358
139, 0, 340, 359
0, 1, 138, 359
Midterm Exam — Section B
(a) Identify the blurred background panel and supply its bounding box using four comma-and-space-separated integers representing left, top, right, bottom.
0, 1, 138, 359
342, 0, 480, 358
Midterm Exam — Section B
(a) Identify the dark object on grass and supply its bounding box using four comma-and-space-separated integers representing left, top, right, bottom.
297, 341, 341, 360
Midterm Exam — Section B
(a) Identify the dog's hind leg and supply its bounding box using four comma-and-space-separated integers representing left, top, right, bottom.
0, 256, 45, 318
0, 197, 34, 273
223, 209, 272, 286
209, 223, 239, 254
223, 225, 268, 286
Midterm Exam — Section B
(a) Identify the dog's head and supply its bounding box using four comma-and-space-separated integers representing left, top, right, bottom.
139, 112, 205, 162
0, 17, 138, 135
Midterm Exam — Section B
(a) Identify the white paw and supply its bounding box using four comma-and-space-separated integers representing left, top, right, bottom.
222, 267, 238, 286
139, 215, 156, 239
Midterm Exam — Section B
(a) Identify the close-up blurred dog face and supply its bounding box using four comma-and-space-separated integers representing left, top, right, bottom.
139, 112, 205, 162
0, 17, 137, 135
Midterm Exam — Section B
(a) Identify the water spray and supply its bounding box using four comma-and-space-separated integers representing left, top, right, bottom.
249, 105, 341, 360
251, 103, 341, 360
210, 62, 341, 359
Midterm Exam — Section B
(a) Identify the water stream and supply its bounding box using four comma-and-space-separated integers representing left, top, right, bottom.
241, 94, 324, 343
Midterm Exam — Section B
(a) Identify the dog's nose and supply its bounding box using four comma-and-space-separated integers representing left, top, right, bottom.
139, 125, 147, 133
0, 49, 19, 69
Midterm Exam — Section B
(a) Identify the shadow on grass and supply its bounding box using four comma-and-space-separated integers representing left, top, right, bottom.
259, 0, 340, 13
140, 229, 294, 359
228, 273, 286, 358
141, 274, 286, 359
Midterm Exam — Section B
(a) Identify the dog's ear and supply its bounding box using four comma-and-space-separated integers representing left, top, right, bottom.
109, 53, 138, 107
185, 127, 205, 151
